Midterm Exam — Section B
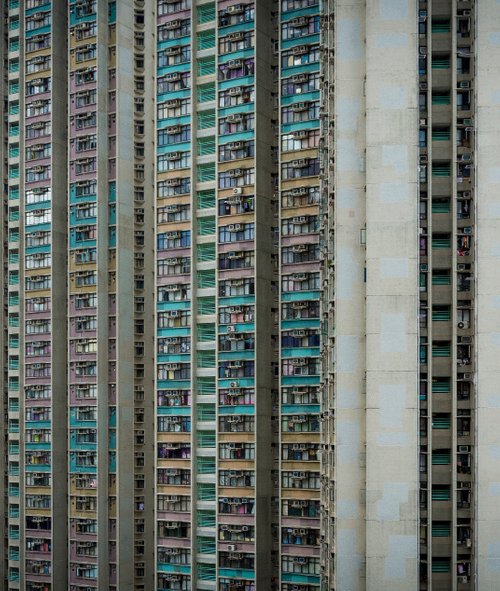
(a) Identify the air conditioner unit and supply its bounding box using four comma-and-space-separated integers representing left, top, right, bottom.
292, 273, 306, 280
227, 31, 245, 41
463, 226, 472, 235
228, 169, 244, 178
292, 330, 305, 337
292, 45, 308, 55
166, 125, 182, 135
420, 263, 428, 271
227, 4, 244, 14
292, 73, 309, 84
227, 251, 244, 260
292, 244, 307, 253
458, 575, 468, 584
228, 141, 244, 150
292, 187, 308, 196
457, 263, 467, 271
292, 102, 309, 112
227, 325, 236, 333
291, 159, 308, 168
292, 216, 307, 224
458, 445, 470, 453
228, 223, 242, 231
419, 46, 428, 55
166, 152, 181, 161
462, 373, 472, 380
290, 16, 308, 27
231, 187, 243, 196
227, 544, 237, 551
227, 59, 243, 69
229, 381, 239, 388
165, 72, 181, 82
457, 322, 466, 329
229, 306, 242, 313
226, 113, 243, 123
419, 82, 428, 91
420, 154, 428, 164
459, 80, 471, 89
164, 19, 181, 30
228, 86, 243, 96
292, 130, 309, 140
165, 46, 182, 56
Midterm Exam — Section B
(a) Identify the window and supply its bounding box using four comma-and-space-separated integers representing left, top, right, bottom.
26, 11, 51, 32
158, 125, 190, 146
219, 140, 254, 162
219, 470, 254, 488
219, 113, 254, 136
219, 3, 254, 28
26, 121, 51, 139
282, 357, 320, 376
219, 360, 254, 379
158, 416, 191, 433
282, 272, 320, 292
157, 389, 191, 407
158, 0, 190, 15
26, 99, 51, 118
282, 15, 319, 40
157, 257, 191, 277
218, 168, 254, 189
157, 284, 191, 303
75, 44, 97, 63
282, 243, 320, 264
219, 222, 254, 243
26, 33, 51, 53
281, 45, 320, 69
157, 98, 190, 120
281, 414, 319, 433
218, 195, 254, 216
75, 112, 97, 129
282, 470, 319, 489
157, 204, 190, 223
158, 45, 191, 68
26, 56, 51, 74
26, 187, 51, 205
157, 72, 190, 94
75, 67, 97, 85
157, 310, 190, 329
281, 215, 319, 235
219, 85, 254, 108
75, 22, 97, 40
157, 230, 190, 250
281, 555, 320, 575
157, 151, 191, 172
281, 158, 320, 180
219, 278, 254, 297
281, 129, 319, 152
157, 468, 191, 486
158, 177, 190, 198
282, 527, 319, 546
158, 19, 191, 41
219, 30, 254, 54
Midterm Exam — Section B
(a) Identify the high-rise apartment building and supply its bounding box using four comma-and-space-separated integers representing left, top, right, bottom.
2, 0, 500, 590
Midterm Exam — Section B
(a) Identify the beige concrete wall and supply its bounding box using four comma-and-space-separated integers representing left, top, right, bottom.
365, 1, 419, 588
476, 3, 500, 588
333, 1, 367, 588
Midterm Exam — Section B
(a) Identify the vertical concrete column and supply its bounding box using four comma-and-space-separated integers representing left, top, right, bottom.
475, 3, 500, 588
333, 1, 367, 589
364, 1, 419, 589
